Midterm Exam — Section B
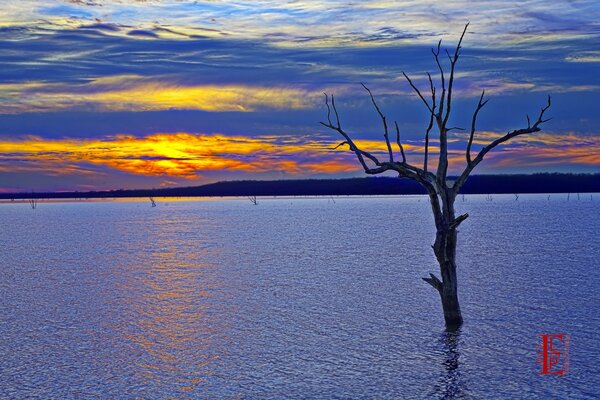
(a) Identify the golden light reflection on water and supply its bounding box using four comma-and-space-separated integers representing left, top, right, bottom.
109, 212, 229, 395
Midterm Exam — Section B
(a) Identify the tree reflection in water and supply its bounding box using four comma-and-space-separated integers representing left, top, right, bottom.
431, 326, 469, 399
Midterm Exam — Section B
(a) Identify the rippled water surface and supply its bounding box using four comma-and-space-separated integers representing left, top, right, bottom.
1, 195, 599, 399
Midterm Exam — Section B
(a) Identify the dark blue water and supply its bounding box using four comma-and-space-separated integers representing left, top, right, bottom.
1, 195, 598, 399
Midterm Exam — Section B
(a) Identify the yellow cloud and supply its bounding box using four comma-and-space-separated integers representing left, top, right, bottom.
0, 76, 319, 114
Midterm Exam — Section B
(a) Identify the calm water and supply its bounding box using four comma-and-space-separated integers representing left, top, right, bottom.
1, 195, 599, 399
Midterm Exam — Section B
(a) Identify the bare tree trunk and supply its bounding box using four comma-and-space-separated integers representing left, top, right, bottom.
430, 192, 463, 327
435, 231, 462, 326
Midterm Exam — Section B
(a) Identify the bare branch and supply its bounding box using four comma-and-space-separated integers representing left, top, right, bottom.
321, 121, 380, 172
466, 90, 489, 164
331, 94, 341, 129
362, 83, 393, 162
435, 23, 469, 182
427, 72, 437, 111
394, 121, 407, 163
431, 39, 446, 117
424, 72, 436, 171
455, 95, 551, 192
332, 141, 348, 150
323, 92, 332, 126
449, 213, 469, 229
422, 273, 443, 292
443, 22, 469, 127
445, 49, 452, 62
402, 71, 434, 114
320, 94, 380, 173
320, 91, 439, 188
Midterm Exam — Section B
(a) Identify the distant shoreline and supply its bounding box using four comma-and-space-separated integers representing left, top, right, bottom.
1, 173, 598, 200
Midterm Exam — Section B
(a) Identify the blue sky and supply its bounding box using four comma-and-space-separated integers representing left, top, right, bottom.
0, 1, 599, 191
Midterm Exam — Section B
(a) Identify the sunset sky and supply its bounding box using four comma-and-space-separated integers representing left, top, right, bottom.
1, 1, 599, 192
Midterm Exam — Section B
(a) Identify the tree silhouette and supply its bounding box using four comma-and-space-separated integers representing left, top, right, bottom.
320, 23, 551, 327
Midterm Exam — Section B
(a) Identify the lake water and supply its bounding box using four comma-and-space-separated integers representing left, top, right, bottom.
1, 195, 598, 399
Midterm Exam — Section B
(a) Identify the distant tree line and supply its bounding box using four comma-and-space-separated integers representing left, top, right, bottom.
1, 173, 598, 200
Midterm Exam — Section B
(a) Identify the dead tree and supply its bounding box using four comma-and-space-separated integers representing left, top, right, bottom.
248, 196, 258, 205
149, 197, 157, 207
29, 199, 37, 209
320, 23, 551, 327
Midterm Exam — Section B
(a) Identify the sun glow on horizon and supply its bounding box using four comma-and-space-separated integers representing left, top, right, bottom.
0, 131, 597, 192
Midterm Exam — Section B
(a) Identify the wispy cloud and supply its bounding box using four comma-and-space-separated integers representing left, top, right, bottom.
3, 1, 599, 46
565, 51, 600, 63
0, 76, 320, 113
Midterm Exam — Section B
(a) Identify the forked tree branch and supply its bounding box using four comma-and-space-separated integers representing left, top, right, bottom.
320, 93, 382, 173
422, 273, 443, 292
454, 95, 552, 192
402, 23, 470, 182
320, 92, 437, 188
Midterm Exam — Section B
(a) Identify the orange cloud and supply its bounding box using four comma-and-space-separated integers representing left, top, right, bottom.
0, 133, 360, 178
0, 131, 597, 182
445, 131, 600, 172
